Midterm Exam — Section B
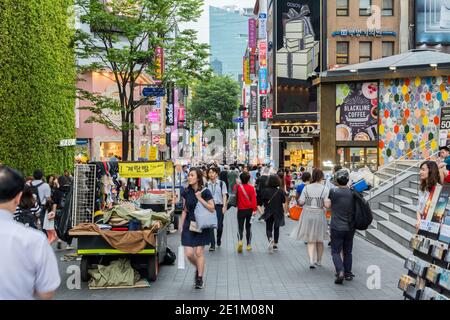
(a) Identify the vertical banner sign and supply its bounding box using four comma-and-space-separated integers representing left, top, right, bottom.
178, 107, 185, 123
166, 83, 175, 126
259, 68, 267, 94
244, 57, 251, 85
259, 41, 267, 67
249, 19, 257, 50
249, 52, 256, 76
258, 13, 267, 39
250, 85, 258, 123
260, 96, 267, 119
155, 47, 164, 84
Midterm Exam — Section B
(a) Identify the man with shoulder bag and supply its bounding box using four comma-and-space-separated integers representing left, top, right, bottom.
206, 167, 228, 251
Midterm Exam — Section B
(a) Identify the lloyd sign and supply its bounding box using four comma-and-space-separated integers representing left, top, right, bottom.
272, 124, 317, 138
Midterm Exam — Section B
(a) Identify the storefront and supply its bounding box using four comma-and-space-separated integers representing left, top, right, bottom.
271, 122, 319, 169
319, 50, 450, 170
100, 142, 122, 160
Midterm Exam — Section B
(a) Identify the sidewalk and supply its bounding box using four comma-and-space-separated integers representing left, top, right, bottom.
55, 207, 404, 300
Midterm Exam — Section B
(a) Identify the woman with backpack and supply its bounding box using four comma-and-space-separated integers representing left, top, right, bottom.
233, 172, 257, 253
14, 186, 40, 229
291, 168, 330, 269
262, 175, 286, 253
180, 167, 215, 289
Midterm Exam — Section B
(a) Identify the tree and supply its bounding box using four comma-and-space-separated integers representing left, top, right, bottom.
0, 0, 76, 175
189, 75, 240, 135
75, 0, 210, 160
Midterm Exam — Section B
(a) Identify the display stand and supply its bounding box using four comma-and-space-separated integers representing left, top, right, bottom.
70, 161, 176, 283
399, 184, 450, 300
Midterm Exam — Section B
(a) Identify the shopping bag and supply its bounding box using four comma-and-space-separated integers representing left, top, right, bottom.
177, 246, 185, 270
326, 210, 332, 220
194, 201, 218, 230
288, 198, 297, 209
289, 205, 302, 221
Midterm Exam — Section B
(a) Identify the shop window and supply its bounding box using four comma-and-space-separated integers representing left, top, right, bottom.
337, 147, 378, 171
336, 0, 349, 16
100, 142, 123, 161
382, 0, 394, 16
359, 42, 372, 63
359, 0, 372, 16
382, 41, 394, 57
336, 42, 349, 65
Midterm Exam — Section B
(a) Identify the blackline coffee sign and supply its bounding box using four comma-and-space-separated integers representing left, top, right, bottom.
336, 82, 378, 142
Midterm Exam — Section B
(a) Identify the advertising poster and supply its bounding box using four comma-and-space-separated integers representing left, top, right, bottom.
440, 105, 450, 146
259, 68, 267, 94
336, 82, 378, 141
420, 184, 443, 231
416, 0, 450, 44
250, 85, 258, 123
276, 0, 321, 80
428, 184, 450, 234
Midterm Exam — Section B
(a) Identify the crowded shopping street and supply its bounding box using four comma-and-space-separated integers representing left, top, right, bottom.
1, 0, 450, 310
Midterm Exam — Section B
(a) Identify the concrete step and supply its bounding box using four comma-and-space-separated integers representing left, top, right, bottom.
389, 194, 414, 205
379, 202, 402, 213
400, 203, 419, 220
377, 220, 413, 248
388, 211, 417, 235
365, 229, 411, 259
399, 187, 418, 198
372, 209, 390, 222
409, 180, 420, 189
375, 172, 393, 181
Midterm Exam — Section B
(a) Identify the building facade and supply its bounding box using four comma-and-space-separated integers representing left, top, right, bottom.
327, 0, 409, 69
210, 6, 251, 81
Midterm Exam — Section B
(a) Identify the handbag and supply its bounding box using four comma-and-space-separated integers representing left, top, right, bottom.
189, 221, 201, 233
228, 188, 238, 207
194, 189, 218, 231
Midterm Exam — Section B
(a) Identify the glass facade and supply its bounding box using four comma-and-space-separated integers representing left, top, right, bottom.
209, 6, 249, 81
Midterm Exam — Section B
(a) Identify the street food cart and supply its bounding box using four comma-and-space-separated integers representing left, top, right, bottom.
69, 161, 175, 282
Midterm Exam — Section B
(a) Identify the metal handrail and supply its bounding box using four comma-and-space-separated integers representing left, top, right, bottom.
368, 148, 440, 200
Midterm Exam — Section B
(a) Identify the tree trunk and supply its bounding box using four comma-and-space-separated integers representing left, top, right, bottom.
122, 130, 129, 161
131, 110, 135, 161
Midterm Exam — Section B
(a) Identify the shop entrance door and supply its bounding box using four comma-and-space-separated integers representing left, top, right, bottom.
284, 142, 314, 169
337, 147, 378, 171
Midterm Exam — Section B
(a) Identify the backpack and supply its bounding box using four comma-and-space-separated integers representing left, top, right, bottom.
351, 190, 373, 230
30, 182, 44, 207
55, 185, 73, 242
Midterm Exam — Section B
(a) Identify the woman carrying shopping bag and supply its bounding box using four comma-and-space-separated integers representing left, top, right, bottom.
262, 175, 286, 253
180, 167, 215, 289
291, 168, 330, 269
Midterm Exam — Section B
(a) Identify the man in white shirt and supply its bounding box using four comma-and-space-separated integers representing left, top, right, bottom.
0, 166, 60, 300
207, 167, 228, 251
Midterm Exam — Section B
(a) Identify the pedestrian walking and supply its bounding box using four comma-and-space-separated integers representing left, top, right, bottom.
291, 168, 330, 268
219, 165, 229, 191
324, 169, 356, 284
416, 161, 441, 231
44, 175, 60, 244
0, 166, 60, 299
285, 168, 292, 192
262, 175, 286, 253
277, 169, 289, 216
30, 169, 52, 232
227, 165, 239, 194
295, 172, 311, 202
14, 186, 40, 229
180, 167, 215, 289
207, 167, 228, 251
234, 172, 257, 253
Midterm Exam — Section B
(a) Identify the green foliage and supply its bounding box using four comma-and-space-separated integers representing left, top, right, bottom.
189, 75, 240, 134
75, 0, 210, 160
0, 0, 76, 175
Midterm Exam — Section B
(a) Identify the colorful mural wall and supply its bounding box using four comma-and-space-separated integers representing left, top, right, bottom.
378, 77, 449, 165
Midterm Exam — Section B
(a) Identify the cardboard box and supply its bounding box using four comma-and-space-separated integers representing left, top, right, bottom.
304, 35, 315, 46
285, 38, 300, 52
285, 20, 304, 34
277, 48, 289, 64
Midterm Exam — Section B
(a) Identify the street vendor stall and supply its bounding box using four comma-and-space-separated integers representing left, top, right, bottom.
69, 161, 176, 283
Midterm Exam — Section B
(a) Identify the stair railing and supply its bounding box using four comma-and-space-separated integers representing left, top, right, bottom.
368, 140, 441, 202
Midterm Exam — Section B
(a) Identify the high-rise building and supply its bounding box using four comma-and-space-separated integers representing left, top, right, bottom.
209, 6, 252, 81
211, 58, 223, 75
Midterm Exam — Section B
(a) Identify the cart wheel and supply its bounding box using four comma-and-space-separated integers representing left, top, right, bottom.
80, 256, 90, 282
147, 255, 159, 282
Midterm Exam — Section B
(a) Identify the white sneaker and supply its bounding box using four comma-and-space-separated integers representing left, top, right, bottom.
268, 239, 274, 254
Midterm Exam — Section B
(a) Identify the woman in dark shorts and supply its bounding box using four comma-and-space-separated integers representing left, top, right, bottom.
180, 167, 215, 289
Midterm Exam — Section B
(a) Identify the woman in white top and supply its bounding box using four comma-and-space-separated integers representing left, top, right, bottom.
291, 168, 330, 269
416, 161, 441, 231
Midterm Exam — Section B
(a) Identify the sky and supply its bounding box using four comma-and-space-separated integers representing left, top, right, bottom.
181, 0, 256, 45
